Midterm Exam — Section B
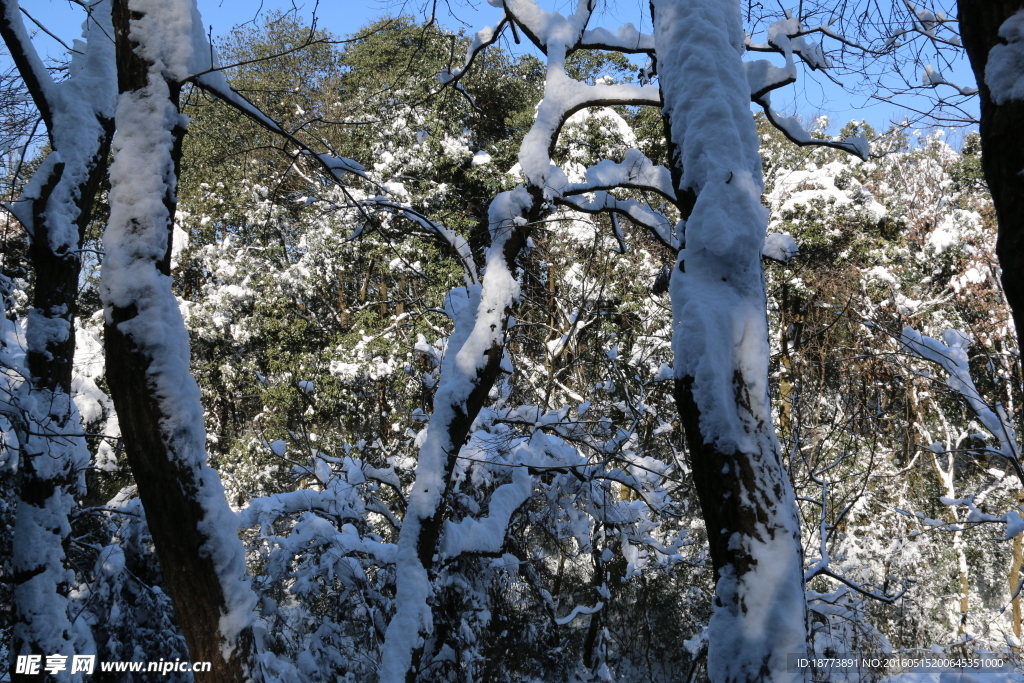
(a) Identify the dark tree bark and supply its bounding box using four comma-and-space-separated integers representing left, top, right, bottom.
100, 2, 257, 680
958, 0, 1024, 343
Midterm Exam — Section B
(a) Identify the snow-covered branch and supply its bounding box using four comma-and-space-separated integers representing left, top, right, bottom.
437, 464, 532, 559
754, 94, 871, 160
902, 327, 1020, 472
353, 198, 479, 286
519, 74, 660, 191
562, 148, 676, 201
438, 15, 508, 89
0, 0, 58, 130
580, 23, 654, 53
557, 192, 677, 250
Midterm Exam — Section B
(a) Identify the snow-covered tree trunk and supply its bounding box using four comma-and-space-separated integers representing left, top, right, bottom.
375, 5, 663, 676
378, 187, 540, 683
0, 2, 115, 676
651, 1, 808, 680
958, 0, 1024, 345
100, 1, 257, 679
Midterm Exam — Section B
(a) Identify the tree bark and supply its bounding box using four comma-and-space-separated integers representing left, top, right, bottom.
101, 2, 257, 680
958, 0, 1024, 343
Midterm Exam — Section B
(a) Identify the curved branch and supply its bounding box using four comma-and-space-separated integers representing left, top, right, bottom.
354, 198, 479, 286
0, 0, 56, 131
438, 15, 507, 90
563, 149, 676, 202
503, 0, 596, 55
580, 23, 655, 53
557, 192, 677, 250
754, 93, 871, 159
813, 568, 915, 605
520, 75, 661, 186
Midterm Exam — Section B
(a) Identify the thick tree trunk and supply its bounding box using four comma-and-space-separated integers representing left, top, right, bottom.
958, 0, 1024, 343
9, 159, 82, 683
101, 2, 257, 680
652, 1, 808, 681
672, 377, 807, 683
10, 143, 111, 683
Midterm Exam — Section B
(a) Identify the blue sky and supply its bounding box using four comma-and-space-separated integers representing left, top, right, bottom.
31, 0, 979, 139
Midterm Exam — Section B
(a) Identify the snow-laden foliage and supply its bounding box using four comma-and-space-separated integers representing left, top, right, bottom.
2, 3, 1024, 682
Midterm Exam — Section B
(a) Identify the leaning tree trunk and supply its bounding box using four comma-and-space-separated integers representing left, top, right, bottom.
378, 187, 540, 683
1, 2, 115, 677
100, 1, 257, 680
958, 0, 1024, 345
651, 1, 808, 681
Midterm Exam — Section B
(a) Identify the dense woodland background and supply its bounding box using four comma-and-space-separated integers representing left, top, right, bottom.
2, 2, 1024, 682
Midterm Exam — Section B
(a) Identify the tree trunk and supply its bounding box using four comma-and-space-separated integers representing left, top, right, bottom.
958, 0, 1024, 343
379, 187, 540, 683
652, 1, 808, 680
8, 158, 84, 683
1, 2, 115, 677
1011, 491, 1024, 639
101, 2, 257, 679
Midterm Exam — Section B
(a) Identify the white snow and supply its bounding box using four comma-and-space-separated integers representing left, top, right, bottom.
927, 211, 981, 254
554, 601, 605, 625
986, 10, 1024, 105
768, 161, 887, 223
438, 463, 531, 558
762, 232, 799, 262
654, 0, 808, 680
379, 186, 533, 683
564, 148, 674, 199
581, 22, 654, 52
507, 0, 659, 194
902, 327, 1019, 464
0, 1, 118, 666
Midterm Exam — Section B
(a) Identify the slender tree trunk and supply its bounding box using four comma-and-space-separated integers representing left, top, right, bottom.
1011, 491, 1024, 639
928, 450, 971, 634
958, 0, 1024, 343
379, 187, 540, 683
1, 2, 115, 677
651, 1, 807, 681
101, 2, 257, 679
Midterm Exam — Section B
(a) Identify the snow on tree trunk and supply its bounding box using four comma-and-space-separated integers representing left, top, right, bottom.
100, 1, 257, 679
0, 1, 115, 675
376, 7, 631, 675
958, 0, 1024, 346
378, 186, 539, 683
650, 0, 808, 680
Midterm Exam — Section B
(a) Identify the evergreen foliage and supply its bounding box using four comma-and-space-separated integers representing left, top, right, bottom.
2, 6, 1022, 682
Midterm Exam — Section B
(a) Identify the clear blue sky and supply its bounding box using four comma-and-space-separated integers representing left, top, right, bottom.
31, 0, 979, 139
